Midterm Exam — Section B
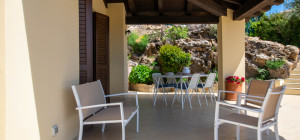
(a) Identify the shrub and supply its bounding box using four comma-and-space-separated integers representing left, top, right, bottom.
128, 32, 149, 54
207, 24, 217, 38
129, 65, 153, 84
165, 26, 189, 42
256, 68, 270, 80
246, 11, 300, 47
148, 31, 163, 42
158, 45, 192, 73
266, 59, 285, 69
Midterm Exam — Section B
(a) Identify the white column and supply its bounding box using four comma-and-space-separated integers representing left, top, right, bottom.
107, 3, 128, 94
217, 9, 246, 93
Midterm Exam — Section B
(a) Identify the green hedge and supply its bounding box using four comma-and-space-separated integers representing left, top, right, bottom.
158, 45, 191, 73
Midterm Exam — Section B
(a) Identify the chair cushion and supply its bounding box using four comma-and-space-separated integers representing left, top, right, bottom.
197, 84, 205, 88
220, 113, 258, 126
158, 83, 177, 88
84, 106, 138, 122
177, 83, 189, 89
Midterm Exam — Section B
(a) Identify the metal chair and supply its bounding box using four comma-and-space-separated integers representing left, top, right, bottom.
172, 74, 201, 109
198, 73, 216, 105
152, 73, 177, 106
214, 85, 286, 140
71, 80, 139, 140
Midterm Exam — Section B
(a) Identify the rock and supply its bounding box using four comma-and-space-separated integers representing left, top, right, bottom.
268, 65, 290, 79
255, 53, 270, 67
245, 60, 259, 78
130, 53, 140, 61
145, 43, 158, 56
286, 45, 299, 61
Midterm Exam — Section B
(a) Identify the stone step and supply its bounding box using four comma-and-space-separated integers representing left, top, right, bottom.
291, 70, 300, 74
289, 74, 300, 79
284, 83, 300, 88
284, 78, 300, 83
285, 88, 300, 95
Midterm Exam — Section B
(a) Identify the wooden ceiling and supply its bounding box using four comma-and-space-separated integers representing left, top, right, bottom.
103, 0, 284, 24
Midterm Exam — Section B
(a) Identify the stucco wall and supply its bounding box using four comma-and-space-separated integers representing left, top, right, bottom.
107, 3, 128, 94
5, 0, 79, 139
93, 0, 107, 14
217, 9, 245, 92
0, 0, 6, 139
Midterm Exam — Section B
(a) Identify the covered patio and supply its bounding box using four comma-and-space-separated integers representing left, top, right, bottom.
82, 93, 300, 140
1, 0, 290, 140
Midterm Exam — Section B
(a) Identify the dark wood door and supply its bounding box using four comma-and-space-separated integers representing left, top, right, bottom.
79, 0, 93, 84
93, 12, 110, 96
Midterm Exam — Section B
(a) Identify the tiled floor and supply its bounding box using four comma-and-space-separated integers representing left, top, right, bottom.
82, 92, 300, 140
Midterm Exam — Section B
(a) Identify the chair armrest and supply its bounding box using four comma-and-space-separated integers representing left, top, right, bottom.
105, 92, 137, 97
218, 90, 246, 101
216, 101, 262, 113
105, 92, 139, 107
239, 94, 265, 99
76, 102, 122, 110
240, 97, 264, 104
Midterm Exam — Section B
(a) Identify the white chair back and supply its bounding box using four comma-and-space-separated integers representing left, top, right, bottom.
204, 73, 216, 88
71, 80, 106, 119
152, 73, 164, 86
260, 85, 286, 122
188, 74, 201, 89
165, 72, 176, 84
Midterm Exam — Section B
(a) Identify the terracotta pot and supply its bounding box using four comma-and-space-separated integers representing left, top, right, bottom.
225, 82, 242, 101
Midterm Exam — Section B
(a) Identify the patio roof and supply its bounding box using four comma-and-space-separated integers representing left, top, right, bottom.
103, 0, 284, 24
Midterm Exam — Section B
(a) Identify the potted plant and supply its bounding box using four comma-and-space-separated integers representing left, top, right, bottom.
225, 76, 245, 101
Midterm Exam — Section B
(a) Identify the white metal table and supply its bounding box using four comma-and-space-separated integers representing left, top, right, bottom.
154, 74, 207, 109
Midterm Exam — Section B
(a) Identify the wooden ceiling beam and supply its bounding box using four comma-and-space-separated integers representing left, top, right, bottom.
127, 0, 137, 16
223, 0, 242, 5
188, 0, 227, 16
233, 0, 271, 20
126, 15, 219, 24
158, 0, 164, 16
187, 1, 193, 15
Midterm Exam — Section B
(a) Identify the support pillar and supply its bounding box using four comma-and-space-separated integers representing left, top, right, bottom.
218, 9, 245, 94
107, 3, 128, 94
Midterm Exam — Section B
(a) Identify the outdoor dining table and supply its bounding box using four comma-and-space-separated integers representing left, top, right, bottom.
155, 74, 208, 109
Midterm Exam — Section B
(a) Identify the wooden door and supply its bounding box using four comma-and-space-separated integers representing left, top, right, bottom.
93, 12, 110, 96
79, 0, 93, 84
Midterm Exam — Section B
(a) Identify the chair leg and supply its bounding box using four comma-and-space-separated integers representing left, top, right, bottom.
187, 90, 192, 109
266, 129, 270, 135
214, 124, 218, 140
172, 89, 177, 107
212, 87, 217, 102
153, 87, 158, 106
101, 124, 106, 133
122, 123, 125, 140
236, 126, 240, 140
209, 88, 213, 102
78, 122, 83, 140
257, 129, 262, 140
137, 110, 139, 133
274, 123, 280, 140
163, 88, 167, 106
196, 88, 201, 107
202, 89, 208, 106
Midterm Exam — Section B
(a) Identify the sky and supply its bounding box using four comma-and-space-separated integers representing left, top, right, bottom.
266, 4, 286, 15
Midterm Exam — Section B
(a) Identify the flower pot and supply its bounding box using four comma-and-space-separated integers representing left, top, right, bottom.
182, 67, 190, 75
225, 82, 242, 101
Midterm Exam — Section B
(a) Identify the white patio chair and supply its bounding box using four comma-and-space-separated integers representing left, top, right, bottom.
152, 73, 177, 106
172, 74, 201, 109
214, 85, 286, 140
198, 73, 216, 105
71, 80, 139, 140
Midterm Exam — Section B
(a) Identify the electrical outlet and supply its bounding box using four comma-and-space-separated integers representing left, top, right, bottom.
52, 124, 58, 136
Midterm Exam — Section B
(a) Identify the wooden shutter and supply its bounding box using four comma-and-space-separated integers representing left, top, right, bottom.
93, 12, 110, 97
79, 0, 93, 84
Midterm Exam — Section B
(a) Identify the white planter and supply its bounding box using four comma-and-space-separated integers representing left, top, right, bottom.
182, 67, 190, 75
